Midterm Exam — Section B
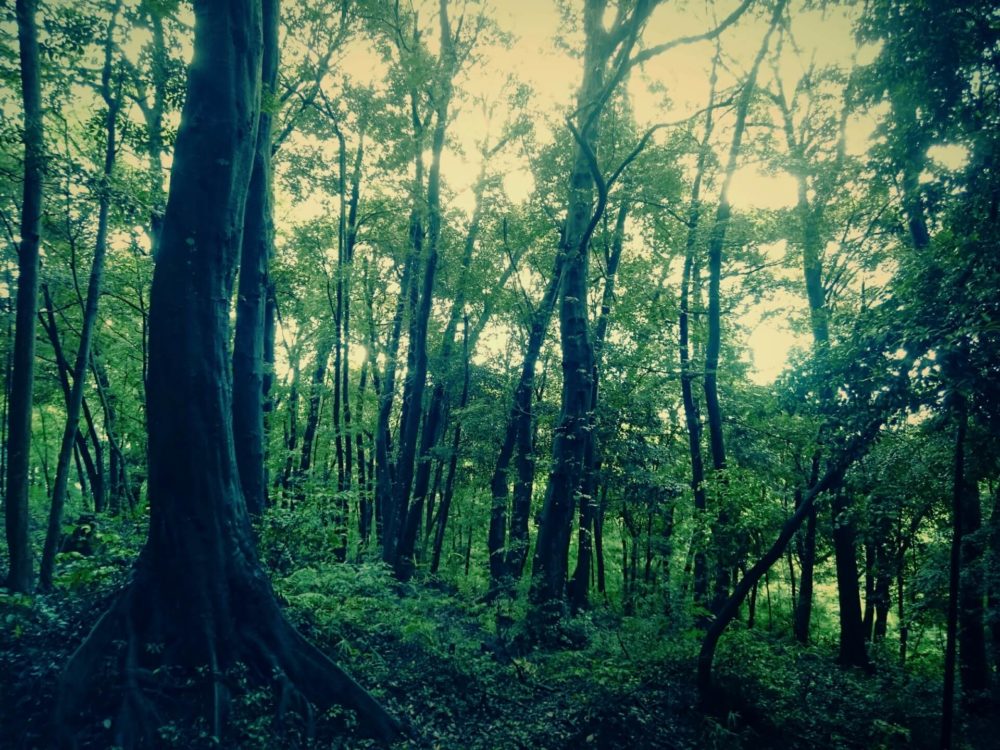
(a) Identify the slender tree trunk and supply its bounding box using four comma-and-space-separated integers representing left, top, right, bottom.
296, 334, 333, 490
529, 0, 613, 624
232, 0, 278, 519
570, 199, 627, 612
374, 239, 416, 557
404, 162, 487, 578
595, 483, 607, 596
701, 9, 780, 611
952, 395, 990, 705
279, 353, 300, 493
5, 0, 44, 593
863, 542, 876, 641
391, 6, 458, 577
430, 324, 470, 576
986, 484, 1000, 678
40, 293, 106, 516
39, 8, 120, 589
340, 131, 364, 500
831, 490, 869, 668
793, 490, 817, 643
356, 361, 372, 545
488, 253, 563, 592
941, 401, 965, 750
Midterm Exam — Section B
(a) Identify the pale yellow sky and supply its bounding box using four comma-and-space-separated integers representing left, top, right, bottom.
283, 1, 881, 384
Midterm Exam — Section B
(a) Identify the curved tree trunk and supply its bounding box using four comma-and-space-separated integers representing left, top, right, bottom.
54, 3, 401, 745
701, 11, 777, 611
39, 4, 121, 589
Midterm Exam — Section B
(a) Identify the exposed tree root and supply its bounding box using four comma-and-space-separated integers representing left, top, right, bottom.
53, 564, 406, 748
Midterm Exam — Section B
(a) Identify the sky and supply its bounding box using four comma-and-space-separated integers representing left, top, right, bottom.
284, 1, 884, 384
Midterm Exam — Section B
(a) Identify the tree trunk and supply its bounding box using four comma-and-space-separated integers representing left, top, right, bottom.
4, 0, 44, 593
953, 398, 990, 705
987, 484, 1000, 679
40, 290, 106, 516
793, 491, 816, 643
39, 6, 120, 589
232, 0, 278, 519
296, 334, 333, 492
675, 46, 720, 612
528, 0, 610, 625
701, 8, 778, 612
405, 160, 488, 578
391, 4, 458, 578
373, 237, 415, 556
831, 490, 869, 668
430, 325, 470, 576
54, 3, 401, 745
488, 252, 563, 592
569, 199, 627, 612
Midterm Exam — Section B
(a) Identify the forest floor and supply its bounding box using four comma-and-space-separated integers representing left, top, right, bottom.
0, 512, 991, 749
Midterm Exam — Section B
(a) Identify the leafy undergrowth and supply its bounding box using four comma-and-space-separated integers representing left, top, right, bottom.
0, 512, 983, 748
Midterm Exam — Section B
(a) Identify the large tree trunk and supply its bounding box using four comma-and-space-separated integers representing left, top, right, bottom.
4, 0, 44, 594
527, 0, 610, 625
39, 6, 120, 589
232, 0, 278, 519
54, 3, 401, 745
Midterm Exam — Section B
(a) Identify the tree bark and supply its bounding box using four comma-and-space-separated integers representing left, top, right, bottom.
391, 2, 458, 577
678, 52, 718, 610
5, 0, 44, 593
488, 252, 563, 593
569, 199, 627, 612
528, 0, 612, 624
831, 490, 869, 668
232, 0, 278, 519
430, 321, 471, 576
54, 4, 401, 744
793, 489, 816, 643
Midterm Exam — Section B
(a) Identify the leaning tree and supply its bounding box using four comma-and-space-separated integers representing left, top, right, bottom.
53, 1, 401, 746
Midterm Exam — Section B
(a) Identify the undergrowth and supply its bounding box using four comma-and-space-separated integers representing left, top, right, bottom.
0, 501, 979, 748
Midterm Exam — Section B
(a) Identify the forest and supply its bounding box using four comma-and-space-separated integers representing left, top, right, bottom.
0, 0, 998, 747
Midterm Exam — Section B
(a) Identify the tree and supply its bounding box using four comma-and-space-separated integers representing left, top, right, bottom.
232, 0, 279, 518
53, 2, 400, 744
3, 0, 44, 594
39, 1, 122, 590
